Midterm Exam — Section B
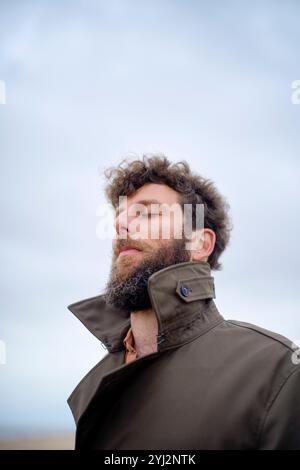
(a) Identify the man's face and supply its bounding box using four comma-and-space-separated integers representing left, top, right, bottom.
104, 183, 192, 311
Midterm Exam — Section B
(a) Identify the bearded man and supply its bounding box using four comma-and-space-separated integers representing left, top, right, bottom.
67, 155, 300, 450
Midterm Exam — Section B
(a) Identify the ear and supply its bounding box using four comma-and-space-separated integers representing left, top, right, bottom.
187, 228, 216, 262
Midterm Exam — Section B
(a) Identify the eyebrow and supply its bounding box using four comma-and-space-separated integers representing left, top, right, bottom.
115, 199, 163, 216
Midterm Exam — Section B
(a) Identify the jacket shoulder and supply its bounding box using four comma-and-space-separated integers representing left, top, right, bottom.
225, 319, 296, 352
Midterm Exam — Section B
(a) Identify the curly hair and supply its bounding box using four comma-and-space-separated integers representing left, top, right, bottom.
104, 154, 233, 271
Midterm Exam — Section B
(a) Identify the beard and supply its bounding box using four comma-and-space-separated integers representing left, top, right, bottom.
103, 236, 191, 312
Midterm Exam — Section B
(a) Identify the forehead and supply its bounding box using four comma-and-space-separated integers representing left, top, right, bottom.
124, 183, 180, 206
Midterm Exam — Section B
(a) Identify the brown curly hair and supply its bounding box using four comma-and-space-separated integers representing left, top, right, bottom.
104, 154, 233, 271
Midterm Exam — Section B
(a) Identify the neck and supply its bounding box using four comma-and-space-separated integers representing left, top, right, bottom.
130, 308, 159, 357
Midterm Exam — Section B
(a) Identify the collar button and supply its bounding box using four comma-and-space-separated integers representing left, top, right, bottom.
180, 285, 190, 297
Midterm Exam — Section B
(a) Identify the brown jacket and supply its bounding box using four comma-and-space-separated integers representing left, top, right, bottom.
67, 261, 300, 449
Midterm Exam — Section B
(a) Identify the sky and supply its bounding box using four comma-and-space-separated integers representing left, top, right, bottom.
0, 0, 299, 437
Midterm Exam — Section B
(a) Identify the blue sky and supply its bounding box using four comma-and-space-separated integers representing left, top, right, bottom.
0, 0, 299, 437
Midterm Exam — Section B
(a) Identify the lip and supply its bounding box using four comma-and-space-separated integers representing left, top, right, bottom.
118, 247, 142, 257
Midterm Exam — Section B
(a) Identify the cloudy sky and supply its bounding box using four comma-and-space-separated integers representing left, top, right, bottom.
0, 0, 299, 437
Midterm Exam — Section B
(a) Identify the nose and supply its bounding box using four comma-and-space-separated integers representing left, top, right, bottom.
115, 211, 129, 239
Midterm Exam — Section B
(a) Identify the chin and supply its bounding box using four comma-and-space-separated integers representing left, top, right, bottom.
114, 260, 139, 280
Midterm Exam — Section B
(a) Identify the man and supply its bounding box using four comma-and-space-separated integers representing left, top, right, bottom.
67, 155, 300, 450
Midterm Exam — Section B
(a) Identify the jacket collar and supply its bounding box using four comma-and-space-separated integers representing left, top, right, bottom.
67, 261, 224, 353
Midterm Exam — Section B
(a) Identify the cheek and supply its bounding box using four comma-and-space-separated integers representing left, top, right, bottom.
144, 217, 171, 241
129, 217, 161, 240
158, 215, 182, 240
126, 217, 149, 239
129, 216, 181, 242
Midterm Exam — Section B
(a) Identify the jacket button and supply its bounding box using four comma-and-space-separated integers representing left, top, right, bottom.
180, 285, 190, 297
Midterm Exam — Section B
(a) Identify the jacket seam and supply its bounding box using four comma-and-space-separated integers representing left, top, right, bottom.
256, 366, 300, 449
161, 318, 225, 352
160, 304, 214, 334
